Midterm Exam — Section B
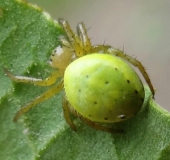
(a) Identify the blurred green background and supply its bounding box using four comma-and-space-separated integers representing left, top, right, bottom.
27, 0, 170, 111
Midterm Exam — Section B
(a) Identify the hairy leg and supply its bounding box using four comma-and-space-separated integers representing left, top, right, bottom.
77, 23, 92, 53
58, 19, 84, 57
89, 45, 155, 96
4, 68, 62, 86
13, 80, 63, 122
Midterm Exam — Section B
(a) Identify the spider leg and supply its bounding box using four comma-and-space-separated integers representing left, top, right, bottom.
91, 45, 110, 53
78, 114, 123, 133
107, 48, 155, 96
69, 106, 123, 133
89, 46, 155, 96
13, 80, 63, 122
4, 68, 62, 86
58, 18, 84, 57
62, 97, 77, 131
77, 23, 92, 54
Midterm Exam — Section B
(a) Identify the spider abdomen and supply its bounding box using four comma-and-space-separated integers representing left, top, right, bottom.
64, 53, 145, 123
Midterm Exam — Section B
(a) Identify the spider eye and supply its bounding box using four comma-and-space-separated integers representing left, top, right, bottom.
49, 45, 74, 70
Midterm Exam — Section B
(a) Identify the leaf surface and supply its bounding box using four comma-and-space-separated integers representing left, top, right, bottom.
0, 1, 170, 160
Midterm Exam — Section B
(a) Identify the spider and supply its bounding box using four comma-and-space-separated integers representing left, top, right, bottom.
4, 19, 154, 133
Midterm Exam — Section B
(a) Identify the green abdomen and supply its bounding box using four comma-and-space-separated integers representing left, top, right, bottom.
64, 53, 144, 123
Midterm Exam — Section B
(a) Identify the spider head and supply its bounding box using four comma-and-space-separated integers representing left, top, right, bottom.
48, 45, 75, 71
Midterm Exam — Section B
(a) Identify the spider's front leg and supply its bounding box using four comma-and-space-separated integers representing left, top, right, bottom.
4, 68, 62, 86
58, 19, 84, 57
59, 19, 94, 57
13, 80, 64, 122
90, 46, 155, 96
107, 48, 155, 96
77, 23, 92, 54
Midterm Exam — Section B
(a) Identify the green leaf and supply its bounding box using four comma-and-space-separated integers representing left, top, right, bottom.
0, 0, 170, 160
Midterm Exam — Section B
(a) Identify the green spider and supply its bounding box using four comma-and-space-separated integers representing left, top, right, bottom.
4, 19, 155, 133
